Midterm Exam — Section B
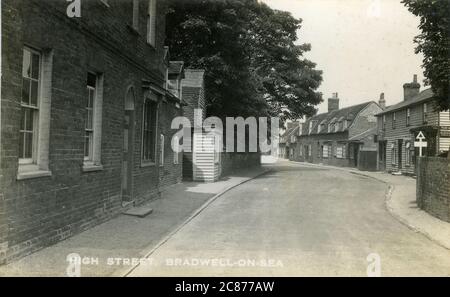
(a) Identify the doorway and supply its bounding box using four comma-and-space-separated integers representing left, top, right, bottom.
122, 87, 135, 203
378, 141, 387, 171
398, 139, 403, 170
353, 144, 359, 167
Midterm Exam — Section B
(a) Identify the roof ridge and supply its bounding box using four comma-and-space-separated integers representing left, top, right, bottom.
309, 101, 374, 119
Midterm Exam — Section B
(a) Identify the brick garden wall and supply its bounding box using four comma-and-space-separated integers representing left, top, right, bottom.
416, 157, 450, 222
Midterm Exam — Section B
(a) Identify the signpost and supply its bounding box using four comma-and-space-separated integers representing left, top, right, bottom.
414, 131, 427, 157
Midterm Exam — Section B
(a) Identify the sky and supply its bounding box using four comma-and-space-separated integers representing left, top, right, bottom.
262, 0, 425, 115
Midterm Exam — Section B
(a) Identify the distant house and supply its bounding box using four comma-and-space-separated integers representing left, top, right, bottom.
279, 121, 302, 160
294, 93, 382, 171
375, 75, 450, 174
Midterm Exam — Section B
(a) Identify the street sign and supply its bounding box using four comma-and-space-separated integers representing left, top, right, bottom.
414, 131, 427, 157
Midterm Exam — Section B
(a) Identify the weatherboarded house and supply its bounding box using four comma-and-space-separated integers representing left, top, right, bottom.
375, 75, 450, 175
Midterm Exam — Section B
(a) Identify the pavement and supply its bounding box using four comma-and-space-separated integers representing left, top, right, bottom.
0, 166, 269, 277
127, 160, 450, 276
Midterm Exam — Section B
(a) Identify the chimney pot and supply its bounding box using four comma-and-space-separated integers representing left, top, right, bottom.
379, 92, 386, 109
403, 74, 420, 101
328, 93, 340, 112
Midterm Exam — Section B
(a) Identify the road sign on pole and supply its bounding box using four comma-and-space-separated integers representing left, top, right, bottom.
414, 131, 427, 157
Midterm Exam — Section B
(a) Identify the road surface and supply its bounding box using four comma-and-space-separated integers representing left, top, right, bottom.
128, 161, 450, 276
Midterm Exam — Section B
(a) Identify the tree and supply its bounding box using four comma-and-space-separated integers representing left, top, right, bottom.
402, 0, 450, 111
165, 0, 323, 121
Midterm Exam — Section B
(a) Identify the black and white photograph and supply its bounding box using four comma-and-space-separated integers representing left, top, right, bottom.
0, 0, 449, 284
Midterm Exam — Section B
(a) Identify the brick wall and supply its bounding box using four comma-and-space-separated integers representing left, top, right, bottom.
0, 0, 181, 263
295, 132, 353, 167
416, 157, 450, 222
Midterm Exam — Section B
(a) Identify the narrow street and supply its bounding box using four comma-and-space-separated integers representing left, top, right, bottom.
128, 160, 450, 276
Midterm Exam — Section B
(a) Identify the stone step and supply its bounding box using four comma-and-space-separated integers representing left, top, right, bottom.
123, 205, 153, 218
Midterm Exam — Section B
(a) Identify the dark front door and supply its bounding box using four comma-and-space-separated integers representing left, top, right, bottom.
398, 139, 403, 170
354, 144, 359, 167
379, 141, 386, 171
122, 110, 134, 202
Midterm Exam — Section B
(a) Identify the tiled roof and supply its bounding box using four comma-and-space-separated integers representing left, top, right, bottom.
376, 88, 434, 116
348, 127, 377, 141
280, 125, 299, 144
302, 101, 375, 135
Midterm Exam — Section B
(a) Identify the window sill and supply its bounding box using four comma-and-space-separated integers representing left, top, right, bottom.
141, 161, 156, 168
82, 163, 104, 172
17, 166, 52, 180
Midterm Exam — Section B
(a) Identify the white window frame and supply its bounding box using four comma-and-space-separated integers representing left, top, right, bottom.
322, 144, 329, 158
85, 84, 95, 162
19, 47, 41, 165
83, 73, 104, 169
159, 133, 164, 167
147, 0, 157, 46
17, 47, 54, 180
336, 145, 345, 159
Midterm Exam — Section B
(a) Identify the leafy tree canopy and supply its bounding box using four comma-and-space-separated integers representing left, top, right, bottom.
402, 0, 450, 110
166, 0, 323, 121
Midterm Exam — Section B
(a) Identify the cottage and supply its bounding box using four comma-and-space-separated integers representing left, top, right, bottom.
278, 121, 302, 160
0, 0, 183, 263
375, 75, 450, 174
294, 93, 382, 171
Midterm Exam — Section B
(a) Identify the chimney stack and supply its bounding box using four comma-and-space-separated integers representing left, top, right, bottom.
328, 92, 339, 112
403, 74, 420, 101
379, 92, 386, 109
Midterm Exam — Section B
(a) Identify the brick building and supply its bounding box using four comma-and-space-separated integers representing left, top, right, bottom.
0, 0, 183, 263
293, 93, 382, 171
375, 75, 450, 174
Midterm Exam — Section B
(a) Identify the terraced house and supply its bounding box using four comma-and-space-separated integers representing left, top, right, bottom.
294, 93, 382, 171
375, 75, 450, 174
0, 0, 184, 263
